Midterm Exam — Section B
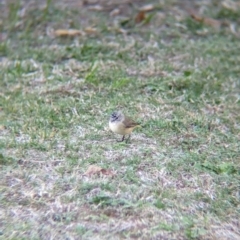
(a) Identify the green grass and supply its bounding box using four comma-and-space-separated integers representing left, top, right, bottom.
0, 0, 240, 239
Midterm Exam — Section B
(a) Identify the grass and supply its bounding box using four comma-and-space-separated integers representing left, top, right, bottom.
0, 0, 240, 239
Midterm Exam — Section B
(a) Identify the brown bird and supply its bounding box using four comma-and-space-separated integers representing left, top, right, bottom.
109, 111, 140, 142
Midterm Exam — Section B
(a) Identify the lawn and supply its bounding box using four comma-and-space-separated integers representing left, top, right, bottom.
0, 0, 239, 239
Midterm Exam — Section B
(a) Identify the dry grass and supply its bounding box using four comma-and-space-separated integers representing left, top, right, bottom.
0, 0, 240, 239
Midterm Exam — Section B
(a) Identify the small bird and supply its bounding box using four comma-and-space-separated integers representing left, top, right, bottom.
109, 111, 140, 142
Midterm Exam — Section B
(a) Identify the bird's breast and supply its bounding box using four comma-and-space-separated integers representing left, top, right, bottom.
109, 121, 126, 135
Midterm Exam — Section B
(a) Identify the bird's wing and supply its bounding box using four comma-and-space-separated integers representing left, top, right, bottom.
123, 117, 140, 128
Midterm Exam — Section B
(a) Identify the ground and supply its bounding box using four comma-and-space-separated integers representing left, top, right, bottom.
0, 0, 240, 239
